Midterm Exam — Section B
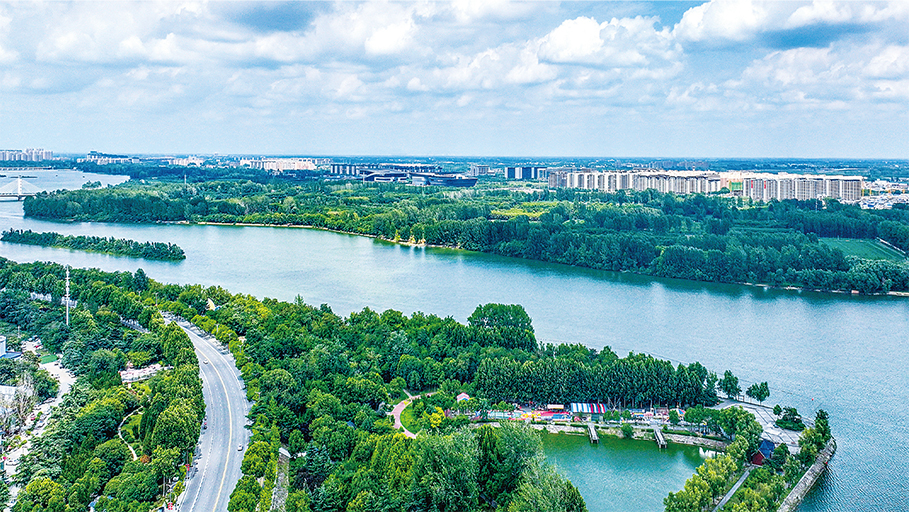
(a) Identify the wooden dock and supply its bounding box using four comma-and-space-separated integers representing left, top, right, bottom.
654, 427, 667, 448
587, 423, 598, 444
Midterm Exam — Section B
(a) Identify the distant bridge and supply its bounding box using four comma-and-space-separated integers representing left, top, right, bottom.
0, 177, 42, 200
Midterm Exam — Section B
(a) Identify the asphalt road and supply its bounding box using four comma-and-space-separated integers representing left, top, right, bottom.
172, 318, 250, 512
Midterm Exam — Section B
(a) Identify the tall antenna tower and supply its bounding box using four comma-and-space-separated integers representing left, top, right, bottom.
65, 266, 70, 326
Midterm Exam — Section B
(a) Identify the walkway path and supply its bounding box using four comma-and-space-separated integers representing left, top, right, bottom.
388, 391, 432, 439
711, 467, 753, 512
117, 409, 139, 460
778, 438, 836, 512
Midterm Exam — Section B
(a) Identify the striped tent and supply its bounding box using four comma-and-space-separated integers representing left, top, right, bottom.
569, 403, 607, 414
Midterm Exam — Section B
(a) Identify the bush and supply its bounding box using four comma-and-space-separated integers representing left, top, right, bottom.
620, 423, 634, 439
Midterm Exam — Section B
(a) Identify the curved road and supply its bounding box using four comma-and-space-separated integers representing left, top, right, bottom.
170, 317, 250, 512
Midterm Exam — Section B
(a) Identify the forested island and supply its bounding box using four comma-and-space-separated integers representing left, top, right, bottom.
0, 259, 834, 512
23, 179, 909, 293
1, 229, 185, 261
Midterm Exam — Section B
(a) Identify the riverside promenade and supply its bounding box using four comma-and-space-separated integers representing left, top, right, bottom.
778, 438, 837, 512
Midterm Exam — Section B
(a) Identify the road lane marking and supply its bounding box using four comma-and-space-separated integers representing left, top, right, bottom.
183, 324, 235, 512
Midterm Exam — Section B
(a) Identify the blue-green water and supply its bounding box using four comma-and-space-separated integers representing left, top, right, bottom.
0, 170, 906, 511
541, 433, 714, 512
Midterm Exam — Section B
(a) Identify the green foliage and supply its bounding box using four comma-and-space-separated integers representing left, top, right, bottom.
620, 423, 634, 439
0, 265, 201, 512
719, 370, 741, 399
22, 180, 909, 293
468, 303, 537, 351
775, 407, 805, 432
1, 229, 185, 261
507, 462, 587, 512
745, 382, 770, 403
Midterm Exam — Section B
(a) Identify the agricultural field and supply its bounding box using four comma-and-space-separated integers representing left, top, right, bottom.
821, 237, 906, 261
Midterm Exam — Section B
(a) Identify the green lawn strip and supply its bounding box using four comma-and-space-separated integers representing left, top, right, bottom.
820, 237, 906, 261
399, 403, 422, 435
38, 353, 57, 364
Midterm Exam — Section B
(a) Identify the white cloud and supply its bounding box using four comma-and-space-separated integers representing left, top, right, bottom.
863, 46, 909, 79
365, 17, 416, 55
407, 77, 428, 92
448, 0, 537, 24
538, 17, 604, 63
786, 1, 854, 28
673, 0, 769, 43
539, 16, 678, 67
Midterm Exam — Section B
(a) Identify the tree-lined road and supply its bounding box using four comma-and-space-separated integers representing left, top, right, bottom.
171, 317, 250, 512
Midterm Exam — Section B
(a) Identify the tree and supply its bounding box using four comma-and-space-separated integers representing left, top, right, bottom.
718, 370, 741, 399
240, 441, 272, 478
773, 404, 782, 416
745, 382, 770, 403
409, 430, 479, 512
468, 304, 536, 351
507, 461, 587, 512
620, 423, 634, 439
669, 409, 680, 425
12, 371, 36, 433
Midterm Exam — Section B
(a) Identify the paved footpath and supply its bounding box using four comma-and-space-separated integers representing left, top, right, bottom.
711, 467, 754, 512
388, 391, 432, 438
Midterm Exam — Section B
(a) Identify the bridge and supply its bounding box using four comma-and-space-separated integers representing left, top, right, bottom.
0, 177, 42, 200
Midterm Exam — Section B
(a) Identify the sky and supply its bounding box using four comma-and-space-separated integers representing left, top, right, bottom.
0, 0, 907, 158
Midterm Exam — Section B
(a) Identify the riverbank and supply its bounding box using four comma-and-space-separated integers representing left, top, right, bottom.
778, 438, 837, 512
192, 220, 907, 297
478, 421, 728, 452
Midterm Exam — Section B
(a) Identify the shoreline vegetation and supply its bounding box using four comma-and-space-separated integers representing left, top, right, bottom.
22, 180, 909, 295
0, 258, 837, 512
0, 229, 186, 261
195, 220, 909, 297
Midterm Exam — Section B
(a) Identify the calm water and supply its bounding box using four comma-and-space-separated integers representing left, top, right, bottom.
0, 170, 906, 511
541, 433, 714, 512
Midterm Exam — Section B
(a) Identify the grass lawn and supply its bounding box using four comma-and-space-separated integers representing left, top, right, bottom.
820, 237, 906, 261
399, 403, 422, 435
39, 353, 58, 364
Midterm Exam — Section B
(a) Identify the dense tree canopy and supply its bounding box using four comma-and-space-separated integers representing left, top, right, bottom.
22, 180, 909, 293
1, 230, 185, 261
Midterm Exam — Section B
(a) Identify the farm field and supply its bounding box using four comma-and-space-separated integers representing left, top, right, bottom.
820, 237, 906, 261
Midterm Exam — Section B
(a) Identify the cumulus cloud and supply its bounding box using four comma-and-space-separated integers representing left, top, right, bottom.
538, 16, 678, 67
674, 0, 909, 49
673, 0, 770, 43
0, 0, 905, 156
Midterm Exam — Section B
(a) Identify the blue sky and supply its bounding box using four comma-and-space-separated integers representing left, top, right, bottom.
0, 1, 906, 158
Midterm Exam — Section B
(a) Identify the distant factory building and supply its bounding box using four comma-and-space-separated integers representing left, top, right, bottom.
410, 173, 477, 187
330, 162, 442, 176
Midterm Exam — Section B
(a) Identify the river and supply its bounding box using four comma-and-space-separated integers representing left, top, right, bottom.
0, 170, 906, 511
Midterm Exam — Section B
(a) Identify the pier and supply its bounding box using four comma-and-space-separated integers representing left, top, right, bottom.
653, 426, 667, 448
587, 423, 598, 444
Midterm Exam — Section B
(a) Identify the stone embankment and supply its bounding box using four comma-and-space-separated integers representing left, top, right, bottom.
663, 433, 727, 450
777, 437, 836, 512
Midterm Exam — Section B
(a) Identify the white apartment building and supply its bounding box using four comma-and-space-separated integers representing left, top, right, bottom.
241, 158, 317, 172
550, 169, 864, 203
549, 170, 722, 195
740, 173, 863, 203
0, 148, 53, 161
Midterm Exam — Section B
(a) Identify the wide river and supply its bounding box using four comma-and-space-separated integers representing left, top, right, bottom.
0, 170, 906, 511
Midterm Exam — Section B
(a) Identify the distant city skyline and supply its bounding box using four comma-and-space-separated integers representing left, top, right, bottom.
0, 1, 906, 158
